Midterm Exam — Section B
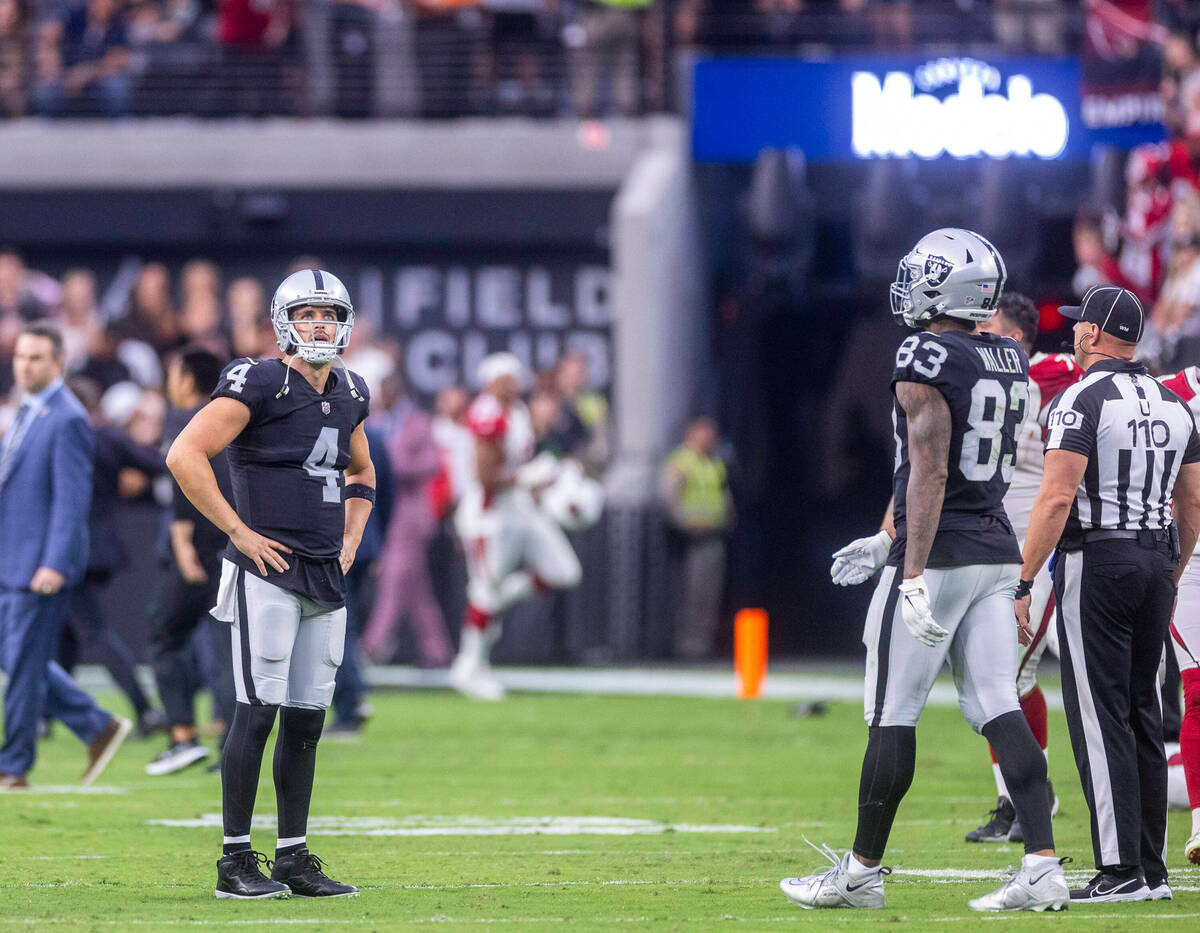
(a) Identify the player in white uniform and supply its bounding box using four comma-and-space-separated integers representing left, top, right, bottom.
966, 293, 1082, 843
448, 353, 581, 700
1158, 365, 1200, 864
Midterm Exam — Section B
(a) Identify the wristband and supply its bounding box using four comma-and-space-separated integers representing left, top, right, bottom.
344, 483, 376, 504
1014, 578, 1034, 600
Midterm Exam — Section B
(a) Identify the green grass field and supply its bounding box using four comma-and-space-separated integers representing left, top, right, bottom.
3, 678, 1199, 930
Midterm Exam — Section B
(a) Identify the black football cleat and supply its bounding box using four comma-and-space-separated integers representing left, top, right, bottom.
1069, 870, 1150, 902
965, 797, 1015, 843
215, 850, 291, 899
271, 848, 359, 897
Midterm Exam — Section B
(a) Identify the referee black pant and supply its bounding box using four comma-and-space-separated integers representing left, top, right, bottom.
1054, 537, 1174, 884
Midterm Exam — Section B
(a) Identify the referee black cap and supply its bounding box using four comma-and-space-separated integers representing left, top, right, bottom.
1058, 284, 1144, 343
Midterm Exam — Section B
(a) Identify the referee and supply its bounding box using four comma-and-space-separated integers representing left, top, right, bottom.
1016, 284, 1200, 902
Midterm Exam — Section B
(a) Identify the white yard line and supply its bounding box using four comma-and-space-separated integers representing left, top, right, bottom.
145, 814, 776, 836
54, 663, 1068, 708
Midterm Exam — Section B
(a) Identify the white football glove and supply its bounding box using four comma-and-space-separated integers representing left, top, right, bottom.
897, 575, 948, 647
830, 530, 892, 586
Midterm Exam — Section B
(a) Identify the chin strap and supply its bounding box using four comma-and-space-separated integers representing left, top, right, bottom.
275, 356, 296, 399
334, 355, 365, 401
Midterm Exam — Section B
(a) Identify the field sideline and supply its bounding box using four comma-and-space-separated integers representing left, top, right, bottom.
3, 673, 1199, 931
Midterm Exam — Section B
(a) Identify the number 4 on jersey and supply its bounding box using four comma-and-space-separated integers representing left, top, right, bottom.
304, 427, 341, 503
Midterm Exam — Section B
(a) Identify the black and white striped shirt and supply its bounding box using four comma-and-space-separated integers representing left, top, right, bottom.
1045, 359, 1200, 533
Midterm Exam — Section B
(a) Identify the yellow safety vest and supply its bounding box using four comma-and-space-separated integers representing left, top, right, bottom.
666, 447, 729, 528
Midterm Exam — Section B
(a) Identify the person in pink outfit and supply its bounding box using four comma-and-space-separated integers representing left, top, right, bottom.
361, 394, 453, 667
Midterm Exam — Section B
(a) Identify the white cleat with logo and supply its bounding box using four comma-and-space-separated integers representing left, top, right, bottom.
968, 855, 1069, 912
780, 842, 889, 909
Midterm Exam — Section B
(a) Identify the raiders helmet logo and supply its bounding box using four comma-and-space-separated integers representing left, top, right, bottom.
923, 255, 953, 287
321, 401, 331, 415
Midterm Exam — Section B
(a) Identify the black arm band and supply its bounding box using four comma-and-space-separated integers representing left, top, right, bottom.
344, 483, 376, 504
1014, 578, 1034, 600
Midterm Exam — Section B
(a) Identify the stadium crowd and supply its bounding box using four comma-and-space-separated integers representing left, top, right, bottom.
1, 0, 1190, 119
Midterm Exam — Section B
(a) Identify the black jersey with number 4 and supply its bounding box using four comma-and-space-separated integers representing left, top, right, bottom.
888, 328, 1029, 569
212, 357, 370, 605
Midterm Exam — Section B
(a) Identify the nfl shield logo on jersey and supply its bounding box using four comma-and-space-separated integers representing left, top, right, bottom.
321, 402, 331, 415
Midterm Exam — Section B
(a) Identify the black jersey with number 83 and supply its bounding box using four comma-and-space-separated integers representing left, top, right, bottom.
888, 329, 1029, 569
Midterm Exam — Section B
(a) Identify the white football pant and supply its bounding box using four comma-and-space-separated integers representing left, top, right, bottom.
211, 559, 345, 709
864, 563, 1022, 732
454, 487, 581, 615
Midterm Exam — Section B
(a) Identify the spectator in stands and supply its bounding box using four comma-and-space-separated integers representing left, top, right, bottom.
1162, 28, 1200, 138
180, 290, 227, 355
1, 250, 59, 376
34, 0, 133, 116
215, 0, 295, 115
840, 0, 911, 50
484, 0, 558, 115
569, 0, 649, 117
116, 262, 180, 354
0, 0, 27, 117
1140, 191, 1200, 372
1073, 206, 1130, 297
993, 0, 1062, 54
661, 416, 733, 659
55, 269, 103, 372
226, 276, 274, 359
529, 388, 564, 455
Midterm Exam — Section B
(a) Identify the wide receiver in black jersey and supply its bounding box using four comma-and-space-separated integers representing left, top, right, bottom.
167, 269, 374, 900
780, 229, 1069, 912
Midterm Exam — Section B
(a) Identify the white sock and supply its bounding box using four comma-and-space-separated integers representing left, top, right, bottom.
1022, 852, 1058, 869
223, 835, 250, 846
992, 762, 1008, 799
847, 853, 878, 876
1192, 807, 1200, 836
276, 836, 305, 851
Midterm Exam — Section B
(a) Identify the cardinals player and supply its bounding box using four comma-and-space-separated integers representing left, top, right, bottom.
449, 353, 581, 700
967, 293, 1082, 843
1157, 364, 1200, 865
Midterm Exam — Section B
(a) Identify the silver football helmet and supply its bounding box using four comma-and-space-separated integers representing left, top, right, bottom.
889, 228, 1006, 328
270, 269, 354, 365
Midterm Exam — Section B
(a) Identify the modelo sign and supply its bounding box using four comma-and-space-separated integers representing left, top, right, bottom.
691, 56, 1160, 163
851, 58, 1069, 160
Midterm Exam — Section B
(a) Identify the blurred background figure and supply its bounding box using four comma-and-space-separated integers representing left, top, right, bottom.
330, 413, 394, 737
660, 416, 732, 660
146, 346, 236, 775
34, 0, 132, 117
58, 376, 167, 738
569, 0, 649, 117
361, 377, 451, 668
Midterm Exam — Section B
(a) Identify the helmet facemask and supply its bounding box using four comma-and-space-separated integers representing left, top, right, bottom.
272, 301, 353, 365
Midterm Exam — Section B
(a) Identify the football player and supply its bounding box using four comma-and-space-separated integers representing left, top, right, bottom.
964, 293, 1082, 842
783, 229, 1067, 912
1157, 364, 1200, 865
167, 269, 373, 899
448, 353, 581, 700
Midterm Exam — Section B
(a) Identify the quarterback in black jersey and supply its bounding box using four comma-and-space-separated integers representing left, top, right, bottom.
167, 269, 374, 900
781, 230, 1068, 913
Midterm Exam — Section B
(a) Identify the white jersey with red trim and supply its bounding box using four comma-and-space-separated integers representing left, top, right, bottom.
465, 392, 534, 497
1005, 352, 1084, 539
1160, 366, 1200, 557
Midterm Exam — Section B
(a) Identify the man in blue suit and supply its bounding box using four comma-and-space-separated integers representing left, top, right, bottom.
0, 322, 130, 789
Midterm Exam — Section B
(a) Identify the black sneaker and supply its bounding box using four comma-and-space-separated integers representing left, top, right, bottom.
965, 796, 1015, 842
1008, 780, 1058, 844
1069, 870, 1151, 902
271, 848, 359, 898
215, 850, 291, 899
145, 740, 210, 776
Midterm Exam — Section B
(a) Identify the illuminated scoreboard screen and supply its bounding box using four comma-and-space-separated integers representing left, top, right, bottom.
692, 56, 1163, 163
